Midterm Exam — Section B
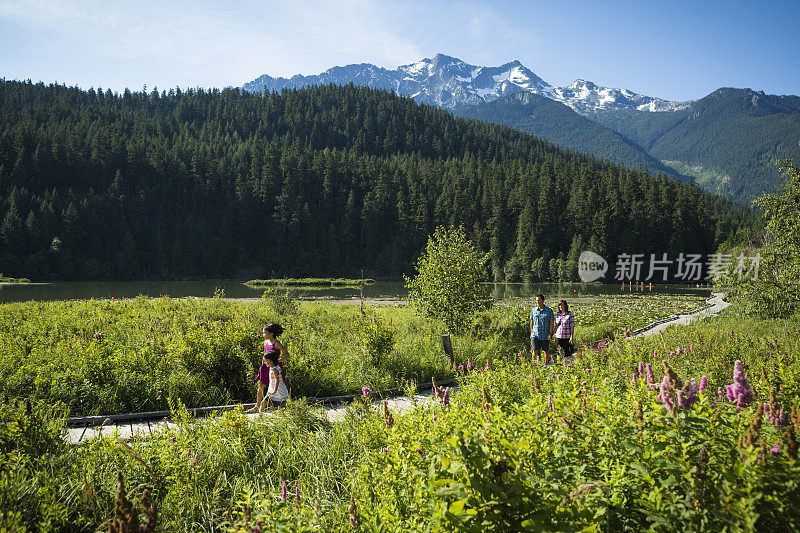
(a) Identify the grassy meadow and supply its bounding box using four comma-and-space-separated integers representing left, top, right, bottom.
2, 302, 799, 531
0, 291, 706, 417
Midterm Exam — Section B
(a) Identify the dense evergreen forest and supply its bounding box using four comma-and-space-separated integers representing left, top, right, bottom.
0, 79, 755, 281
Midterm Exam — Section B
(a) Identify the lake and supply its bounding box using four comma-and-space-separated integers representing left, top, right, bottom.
0, 280, 711, 304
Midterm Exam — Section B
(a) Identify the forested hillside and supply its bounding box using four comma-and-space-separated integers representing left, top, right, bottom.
591, 88, 800, 202
0, 80, 754, 281
454, 92, 681, 178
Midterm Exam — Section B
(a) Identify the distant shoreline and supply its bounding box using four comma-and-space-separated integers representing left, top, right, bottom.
244, 277, 376, 288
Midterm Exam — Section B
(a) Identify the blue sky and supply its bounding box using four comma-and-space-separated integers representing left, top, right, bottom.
1, 0, 797, 101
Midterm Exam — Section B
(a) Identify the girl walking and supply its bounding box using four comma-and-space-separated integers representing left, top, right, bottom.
248, 349, 289, 412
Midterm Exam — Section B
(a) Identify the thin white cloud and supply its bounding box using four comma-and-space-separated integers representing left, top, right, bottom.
0, 0, 424, 84
0, 0, 542, 88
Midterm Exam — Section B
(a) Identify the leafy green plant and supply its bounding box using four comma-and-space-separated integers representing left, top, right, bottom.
261, 286, 299, 316
405, 226, 491, 334
355, 312, 395, 367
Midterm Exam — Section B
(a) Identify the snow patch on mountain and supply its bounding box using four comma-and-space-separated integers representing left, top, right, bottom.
549, 79, 690, 114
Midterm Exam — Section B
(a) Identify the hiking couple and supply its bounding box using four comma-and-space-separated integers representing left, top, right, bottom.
530, 294, 575, 366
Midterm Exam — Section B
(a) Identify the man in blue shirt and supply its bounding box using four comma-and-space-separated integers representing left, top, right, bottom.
530, 293, 555, 365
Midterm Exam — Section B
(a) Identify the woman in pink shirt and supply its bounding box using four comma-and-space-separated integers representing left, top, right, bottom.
554, 300, 576, 364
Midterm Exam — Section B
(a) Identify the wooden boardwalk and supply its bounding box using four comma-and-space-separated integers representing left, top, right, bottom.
65, 382, 447, 445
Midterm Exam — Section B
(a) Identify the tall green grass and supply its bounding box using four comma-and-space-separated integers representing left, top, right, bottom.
0, 293, 708, 417
3, 305, 799, 531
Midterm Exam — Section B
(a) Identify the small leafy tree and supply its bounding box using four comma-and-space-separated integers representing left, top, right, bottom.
405, 226, 491, 333
735, 159, 800, 316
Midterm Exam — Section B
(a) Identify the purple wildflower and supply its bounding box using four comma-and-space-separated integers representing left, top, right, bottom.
699, 375, 708, 393
646, 363, 654, 384
466, 359, 472, 371
726, 360, 753, 410
458, 365, 464, 373
93, 331, 102, 340
677, 379, 699, 411
638, 362, 644, 376
770, 442, 780, 456
281, 478, 287, 501
659, 375, 675, 412
547, 394, 553, 412
361, 386, 372, 397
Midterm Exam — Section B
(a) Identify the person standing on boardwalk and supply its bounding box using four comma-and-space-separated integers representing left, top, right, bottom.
554, 299, 576, 364
530, 294, 555, 365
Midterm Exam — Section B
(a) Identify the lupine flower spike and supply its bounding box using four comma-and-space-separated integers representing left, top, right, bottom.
726, 360, 753, 410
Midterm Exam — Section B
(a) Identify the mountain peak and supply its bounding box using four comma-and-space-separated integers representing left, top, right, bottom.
242, 55, 689, 114
569, 79, 596, 89
432, 53, 459, 62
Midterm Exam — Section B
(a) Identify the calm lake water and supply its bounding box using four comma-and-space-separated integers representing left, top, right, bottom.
0, 280, 710, 304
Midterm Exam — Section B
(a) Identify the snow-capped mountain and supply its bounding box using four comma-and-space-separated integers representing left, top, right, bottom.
242, 53, 690, 114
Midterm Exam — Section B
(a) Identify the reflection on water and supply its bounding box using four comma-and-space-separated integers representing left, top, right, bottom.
0, 280, 710, 304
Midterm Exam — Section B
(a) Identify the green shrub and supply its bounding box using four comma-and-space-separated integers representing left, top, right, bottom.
405, 226, 491, 334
